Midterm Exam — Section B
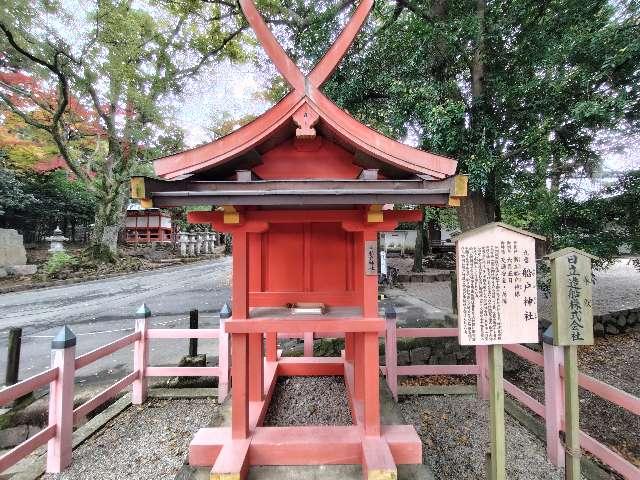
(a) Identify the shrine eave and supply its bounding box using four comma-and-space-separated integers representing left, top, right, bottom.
130, 175, 466, 208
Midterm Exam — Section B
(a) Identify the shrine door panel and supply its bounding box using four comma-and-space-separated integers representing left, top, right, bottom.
309, 222, 349, 292
248, 221, 357, 306
264, 223, 305, 292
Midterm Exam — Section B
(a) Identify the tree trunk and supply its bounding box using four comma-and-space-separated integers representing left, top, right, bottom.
412, 220, 424, 272
423, 221, 432, 255
88, 181, 126, 261
458, 0, 496, 233
457, 190, 496, 231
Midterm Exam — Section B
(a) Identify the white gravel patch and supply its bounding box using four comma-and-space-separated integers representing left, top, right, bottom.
264, 376, 352, 426
399, 395, 578, 480
43, 398, 220, 480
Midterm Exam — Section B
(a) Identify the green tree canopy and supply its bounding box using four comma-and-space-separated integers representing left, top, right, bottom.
252, 0, 640, 259
1, 0, 249, 259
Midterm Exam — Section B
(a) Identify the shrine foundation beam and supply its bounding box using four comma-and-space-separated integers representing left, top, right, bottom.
190, 425, 422, 468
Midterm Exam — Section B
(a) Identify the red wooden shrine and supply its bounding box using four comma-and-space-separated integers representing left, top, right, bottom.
131, 0, 466, 478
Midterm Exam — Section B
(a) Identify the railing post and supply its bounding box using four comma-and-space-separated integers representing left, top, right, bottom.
46, 326, 76, 473
189, 309, 199, 357
303, 332, 314, 357
543, 340, 565, 467
133, 304, 150, 405
476, 345, 489, 400
5, 327, 22, 387
384, 305, 398, 401
265, 333, 278, 362
218, 303, 231, 402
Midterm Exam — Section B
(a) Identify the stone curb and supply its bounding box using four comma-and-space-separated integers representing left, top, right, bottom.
0, 255, 226, 295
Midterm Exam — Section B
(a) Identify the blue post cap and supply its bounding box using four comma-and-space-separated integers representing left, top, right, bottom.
542, 324, 555, 345
219, 302, 232, 319
51, 325, 76, 349
136, 303, 151, 318
384, 304, 397, 320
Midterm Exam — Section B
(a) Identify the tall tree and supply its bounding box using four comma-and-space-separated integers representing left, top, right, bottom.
0, 0, 247, 259
262, 0, 639, 237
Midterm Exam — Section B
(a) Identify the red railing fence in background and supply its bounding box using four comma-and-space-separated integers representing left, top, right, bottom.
1, 303, 637, 478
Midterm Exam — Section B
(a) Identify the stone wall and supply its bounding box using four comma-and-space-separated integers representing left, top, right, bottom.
537, 308, 640, 338
593, 308, 640, 336
384, 335, 476, 368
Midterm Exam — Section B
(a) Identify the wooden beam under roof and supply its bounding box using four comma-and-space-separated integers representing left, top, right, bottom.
131, 174, 467, 208
149, 191, 450, 208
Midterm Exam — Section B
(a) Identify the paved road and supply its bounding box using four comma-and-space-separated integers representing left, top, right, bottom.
0, 257, 232, 383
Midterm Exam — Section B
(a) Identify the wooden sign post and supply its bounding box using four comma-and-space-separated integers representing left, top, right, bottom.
548, 248, 597, 480
456, 223, 545, 479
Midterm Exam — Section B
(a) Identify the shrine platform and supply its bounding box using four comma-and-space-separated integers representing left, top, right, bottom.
181, 373, 433, 480
187, 349, 425, 479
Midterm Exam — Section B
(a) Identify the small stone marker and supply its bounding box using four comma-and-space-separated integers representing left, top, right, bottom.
456, 222, 544, 345
455, 222, 546, 480
548, 247, 596, 346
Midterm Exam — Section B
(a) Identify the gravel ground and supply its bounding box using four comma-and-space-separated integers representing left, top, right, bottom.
42, 398, 220, 480
399, 395, 571, 480
264, 377, 352, 426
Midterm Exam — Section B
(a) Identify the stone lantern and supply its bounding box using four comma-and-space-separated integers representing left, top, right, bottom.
45, 227, 69, 253
178, 232, 190, 257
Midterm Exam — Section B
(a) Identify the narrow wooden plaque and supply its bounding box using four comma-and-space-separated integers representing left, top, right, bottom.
550, 248, 595, 346
365, 240, 378, 275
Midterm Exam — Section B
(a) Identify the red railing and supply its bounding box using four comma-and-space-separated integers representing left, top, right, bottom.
0, 306, 229, 475
2, 307, 637, 478
381, 314, 640, 479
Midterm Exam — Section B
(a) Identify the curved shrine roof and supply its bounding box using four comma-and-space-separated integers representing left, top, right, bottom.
153, 0, 458, 182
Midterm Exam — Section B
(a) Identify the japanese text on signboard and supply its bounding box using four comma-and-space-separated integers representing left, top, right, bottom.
457, 227, 539, 345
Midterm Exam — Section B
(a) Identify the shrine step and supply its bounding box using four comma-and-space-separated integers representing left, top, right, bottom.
277, 356, 344, 376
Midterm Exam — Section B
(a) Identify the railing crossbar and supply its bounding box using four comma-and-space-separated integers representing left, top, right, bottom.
0, 368, 58, 406
75, 332, 140, 370
146, 329, 219, 339
73, 371, 139, 422
0, 425, 56, 473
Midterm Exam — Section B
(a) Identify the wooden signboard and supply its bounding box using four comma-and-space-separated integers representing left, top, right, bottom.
549, 248, 596, 346
456, 223, 545, 345
365, 240, 378, 275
